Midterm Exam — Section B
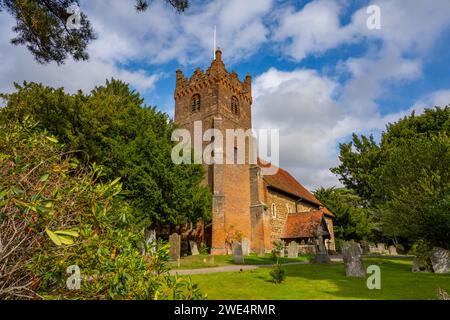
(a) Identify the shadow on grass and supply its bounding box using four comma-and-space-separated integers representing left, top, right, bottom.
283, 256, 450, 300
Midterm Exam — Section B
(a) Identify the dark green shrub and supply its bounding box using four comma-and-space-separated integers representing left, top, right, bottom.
269, 264, 286, 284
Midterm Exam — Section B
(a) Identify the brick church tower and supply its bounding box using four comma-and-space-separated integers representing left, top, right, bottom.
174, 48, 257, 255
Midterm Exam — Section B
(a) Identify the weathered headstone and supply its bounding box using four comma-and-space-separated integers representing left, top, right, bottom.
299, 245, 316, 255
412, 254, 434, 273
313, 231, 331, 263
189, 240, 199, 256
242, 238, 250, 256
430, 247, 450, 274
388, 245, 398, 256
169, 233, 181, 262
342, 242, 366, 277
288, 241, 299, 258
180, 240, 189, 257
232, 242, 244, 264
369, 244, 378, 254
143, 229, 156, 255
360, 241, 370, 255
377, 243, 387, 254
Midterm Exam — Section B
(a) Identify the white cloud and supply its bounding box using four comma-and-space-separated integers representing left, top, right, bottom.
1, 0, 449, 190
0, 12, 159, 94
274, 0, 450, 62
411, 90, 450, 112
253, 67, 450, 190
83, 0, 273, 66
253, 68, 342, 189
272, 0, 354, 61
0, 0, 273, 94
252, 0, 450, 189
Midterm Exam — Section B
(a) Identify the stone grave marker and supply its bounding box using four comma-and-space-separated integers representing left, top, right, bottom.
143, 229, 156, 255
388, 245, 398, 256
242, 238, 250, 256
189, 240, 199, 256
360, 241, 370, 255
288, 241, 299, 258
430, 247, 450, 274
313, 231, 331, 263
342, 241, 366, 278
169, 233, 181, 263
232, 242, 244, 264
377, 243, 387, 254
369, 244, 378, 254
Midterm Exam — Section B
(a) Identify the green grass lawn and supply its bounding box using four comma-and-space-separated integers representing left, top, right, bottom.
189, 257, 450, 300
170, 254, 310, 270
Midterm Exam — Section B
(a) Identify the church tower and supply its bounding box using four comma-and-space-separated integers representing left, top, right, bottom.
174, 49, 256, 255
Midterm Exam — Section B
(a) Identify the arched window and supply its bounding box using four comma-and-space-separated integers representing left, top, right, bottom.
191, 94, 201, 112
272, 203, 277, 219
231, 96, 239, 115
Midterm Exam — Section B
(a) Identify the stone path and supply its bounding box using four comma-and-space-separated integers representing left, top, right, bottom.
170, 262, 308, 275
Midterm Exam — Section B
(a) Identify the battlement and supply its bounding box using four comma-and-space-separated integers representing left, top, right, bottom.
174, 48, 252, 105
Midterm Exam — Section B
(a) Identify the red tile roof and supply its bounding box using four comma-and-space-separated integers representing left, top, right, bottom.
258, 159, 334, 217
282, 211, 327, 239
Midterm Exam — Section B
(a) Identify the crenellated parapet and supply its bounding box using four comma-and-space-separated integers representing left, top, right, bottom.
174, 48, 252, 105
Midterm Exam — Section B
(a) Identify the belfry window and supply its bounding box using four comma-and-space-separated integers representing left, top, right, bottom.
192, 94, 201, 112
231, 96, 239, 115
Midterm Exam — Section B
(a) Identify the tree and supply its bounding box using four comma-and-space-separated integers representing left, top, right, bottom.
0, 80, 211, 230
331, 106, 450, 248
331, 134, 381, 204
0, 118, 204, 299
0, 0, 189, 65
376, 135, 450, 249
314, 187, 375, 241
332, 107, 450, 205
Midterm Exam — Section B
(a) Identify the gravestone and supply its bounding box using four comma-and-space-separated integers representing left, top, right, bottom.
342, 241, 366, 278
143, 229, 156, 255
299, 245, 316, 255
180, 240, 189, 257
369, 244, 378, 254
232, 242, 244, 264
377, 243, 387, 254
430, 247, 450, 274
360, 241, 370, 255
189, 240, 199, 256
313, 230, 331, 263
412, 257, 430, 273
388, 245, 398, 256
288, 241, 299, 258
242, 238, 250, 256
169, 233, 181, 262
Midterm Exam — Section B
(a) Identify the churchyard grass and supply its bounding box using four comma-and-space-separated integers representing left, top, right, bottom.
170, 254, 311, 270
188, 257, 450, 300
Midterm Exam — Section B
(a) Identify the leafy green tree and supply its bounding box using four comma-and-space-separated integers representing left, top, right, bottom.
0, 0, 189, 65
332, 107, 450, 205
331, 107, 450, 248
0, 119, 204, 299
0, 80, 211, 230
314, 187, 375, 241
376, 135, 450, 249
331, 135, 381, 204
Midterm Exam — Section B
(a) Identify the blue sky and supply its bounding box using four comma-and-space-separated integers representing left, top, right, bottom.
1, 0, 450, 189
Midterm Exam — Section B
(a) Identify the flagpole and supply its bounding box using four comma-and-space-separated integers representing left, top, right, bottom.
214, 25, 217, 60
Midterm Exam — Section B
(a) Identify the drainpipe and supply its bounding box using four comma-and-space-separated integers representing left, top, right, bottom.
295, 198, 303, 213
